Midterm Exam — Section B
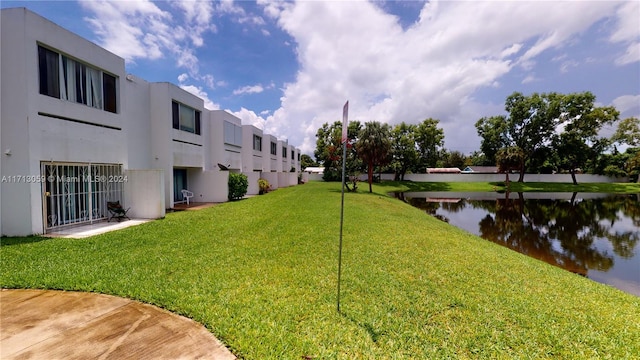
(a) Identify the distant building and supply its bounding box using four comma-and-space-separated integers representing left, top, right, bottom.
304, 167, 324, 175
426, 168, 461, 174
462, 166, 499, 173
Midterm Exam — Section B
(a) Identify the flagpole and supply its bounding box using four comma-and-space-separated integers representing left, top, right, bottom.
337, 100, 348, 313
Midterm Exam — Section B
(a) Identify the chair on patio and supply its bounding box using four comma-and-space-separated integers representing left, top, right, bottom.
181, 189, 194, 205
107, 201, 130, 222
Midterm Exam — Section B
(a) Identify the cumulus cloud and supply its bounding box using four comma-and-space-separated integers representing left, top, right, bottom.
612, 95, 640, 115
80, 0, 216, 78
180, 85, 220, 110
233, 84, 265, 95
609, 1, 640, 65
256, 0, 624, 154
231, 107, 268, 129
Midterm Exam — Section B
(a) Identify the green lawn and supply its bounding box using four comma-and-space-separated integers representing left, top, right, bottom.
376, 180, 640, 193
2, 182, 639, 359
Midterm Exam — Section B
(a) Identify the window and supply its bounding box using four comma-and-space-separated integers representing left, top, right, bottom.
39, 46, 60, 98
38, 45, 117, 113
298, 153, 301, 161
291, 150, 294, 160
103, 73, 117, 113
253, 135, 262, 151
270, 142, 277, 155
224, 121, 242, 146
282, 147, 287, 158
172, 101, 201, 135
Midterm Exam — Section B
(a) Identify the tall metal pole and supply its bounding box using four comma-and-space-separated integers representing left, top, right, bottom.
337, 101, 348, 313
337, 132, 347, 313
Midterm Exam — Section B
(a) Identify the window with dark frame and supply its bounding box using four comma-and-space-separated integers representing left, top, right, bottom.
38, 45, 117, 113
270, 142, 277, 155
172, 100, 201, 135
253, 135, 262, 151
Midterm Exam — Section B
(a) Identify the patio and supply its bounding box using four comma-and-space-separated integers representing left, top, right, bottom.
45, 219, 150, 239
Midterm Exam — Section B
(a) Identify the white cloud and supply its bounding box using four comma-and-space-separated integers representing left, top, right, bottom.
609, 1, 640, 65
612, 95, 640, 115
615, 42, 640, 66
559, 60, 579, 73
231, 107, 268, 129
80, 0, 216, 77
255, 0, 626, 154
233, 84, 265, 95
177, 73, 189, 83
180, 85, 220, 110
522, 74, 539, 84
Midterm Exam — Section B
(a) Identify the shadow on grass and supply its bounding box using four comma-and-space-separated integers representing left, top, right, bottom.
340, 311, 387, 343
328, 181, 458, 192
387, 181, 454, 192
1, 236, 52, 247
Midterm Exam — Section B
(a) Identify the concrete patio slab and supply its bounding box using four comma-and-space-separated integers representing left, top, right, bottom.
45, 220, 150, 239
0, 289, 235, 360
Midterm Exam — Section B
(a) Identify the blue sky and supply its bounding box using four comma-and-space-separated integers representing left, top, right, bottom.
3, 1, 639, 156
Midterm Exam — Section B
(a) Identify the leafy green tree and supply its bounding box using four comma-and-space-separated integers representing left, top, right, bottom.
496, 146, 524, 185
415, 118, 444, 170
467, 151, 491, 166
611, 117, 640, 182
300, 154, 317, 170
505, 92, 562, 181
476, 92, 563, 182
390, 122, 418, 180
314, 121, 362, 181
612, 117, 640, 147
552, 92, 619, 185
440, 150, 466, 169
475, 115, 509, 166
356, 121, 392, 193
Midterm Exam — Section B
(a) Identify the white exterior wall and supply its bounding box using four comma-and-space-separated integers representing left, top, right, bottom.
187, 170, 228, 203
241, 125, 263, 195
150, 83, 205, 208
261, 172, 279, 190
124, 169, 165, 219
1, 8, 127, 235
124, 75, 152, 169
210, 110, 242, 171
294, 148, 301, 172
277, 140, 288, 173
241, 125, 263, 172
265, 135, 278, 174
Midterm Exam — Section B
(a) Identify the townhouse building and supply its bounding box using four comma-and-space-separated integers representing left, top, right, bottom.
0, 8, 301, 236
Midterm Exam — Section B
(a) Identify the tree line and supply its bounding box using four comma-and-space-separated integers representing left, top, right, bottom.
312, 91, 640, 190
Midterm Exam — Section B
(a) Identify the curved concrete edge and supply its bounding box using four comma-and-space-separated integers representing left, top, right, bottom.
0, 289, 236, 360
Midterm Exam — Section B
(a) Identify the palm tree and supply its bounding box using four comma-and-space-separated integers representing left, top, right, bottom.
356, 121, 391, 193
496, 146, 525, 187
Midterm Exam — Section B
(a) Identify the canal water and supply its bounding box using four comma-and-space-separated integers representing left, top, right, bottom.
394, 191, 640, 297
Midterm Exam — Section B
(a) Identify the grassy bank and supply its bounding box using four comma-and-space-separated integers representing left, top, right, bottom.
376, 180, 640, 194
2, 182, 639, 359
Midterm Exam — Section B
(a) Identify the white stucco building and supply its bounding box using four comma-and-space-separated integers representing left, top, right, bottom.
0, 8, 301, 236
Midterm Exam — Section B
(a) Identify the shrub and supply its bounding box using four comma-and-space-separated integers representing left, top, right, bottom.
258, 178, 270, 195
228, 172, 248, 201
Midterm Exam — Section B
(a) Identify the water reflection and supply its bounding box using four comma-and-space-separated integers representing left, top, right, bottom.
396, 192, 640, 297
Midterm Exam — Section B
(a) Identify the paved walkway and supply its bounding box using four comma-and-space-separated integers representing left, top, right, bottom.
0, 289, 235, 359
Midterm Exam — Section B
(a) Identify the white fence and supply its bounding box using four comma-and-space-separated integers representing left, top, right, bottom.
302, 171, 628, 183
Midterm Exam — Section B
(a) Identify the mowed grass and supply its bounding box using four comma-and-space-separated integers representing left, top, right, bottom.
376, 180, 640, 194
2, 182, 639, 359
